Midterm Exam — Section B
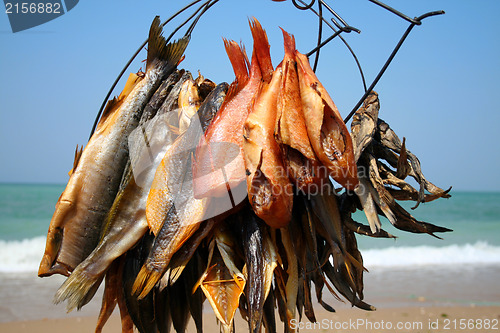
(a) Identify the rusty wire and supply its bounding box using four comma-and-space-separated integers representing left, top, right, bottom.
89, 0, 444, 140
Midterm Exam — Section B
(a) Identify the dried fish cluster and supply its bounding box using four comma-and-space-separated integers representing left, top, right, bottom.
348, 91, 451, 238
39, 17, 451, 333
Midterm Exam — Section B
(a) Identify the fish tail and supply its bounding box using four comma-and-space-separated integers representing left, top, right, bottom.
280, 27, 296, 58
53, 269, 101, 312
249, 18, 273, 82
132, 264, 162, 299
146, 16, 189, 72
223, 38, 249, 83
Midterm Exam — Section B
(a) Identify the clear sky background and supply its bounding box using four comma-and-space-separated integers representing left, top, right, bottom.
0, 0, 499, 191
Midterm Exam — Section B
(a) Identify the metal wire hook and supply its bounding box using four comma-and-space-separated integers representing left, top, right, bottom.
343, 9, 445, 124
292, 0, 315, 10
88, 0, 445, 141
88, 0, 214, 140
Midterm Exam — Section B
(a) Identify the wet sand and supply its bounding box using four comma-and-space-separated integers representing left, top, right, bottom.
1, 305, 499, 333
1, 264, 499, 332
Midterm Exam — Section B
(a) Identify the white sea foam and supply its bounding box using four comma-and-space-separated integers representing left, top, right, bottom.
0, 236, 46, 273
1, 237, 500, 273
361, 241, 500, 268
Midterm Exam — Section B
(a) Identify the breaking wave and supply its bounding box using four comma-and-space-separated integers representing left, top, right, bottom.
361, 241, 500, 268
0, 236, 46, 273
1, 237, 500, 273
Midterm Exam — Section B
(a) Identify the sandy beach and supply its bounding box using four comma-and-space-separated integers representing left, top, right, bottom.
1, 264, 499, 332
1, 305, 499, 333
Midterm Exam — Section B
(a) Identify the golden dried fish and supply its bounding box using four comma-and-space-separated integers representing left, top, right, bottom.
243, 44, 293, 227
168, 218, 215, 285
53, 72, 183, 312
38, 17, 189, 277
178, 76, 202, 134
146, 83, 228, 236
135, 180, 207, 299
276, 29, 325, 192
295, 46, 358, 190
133, 84, 228, 299
193, 20, 264, 203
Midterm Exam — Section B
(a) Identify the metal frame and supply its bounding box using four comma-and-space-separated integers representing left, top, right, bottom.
89, 0, 444, 140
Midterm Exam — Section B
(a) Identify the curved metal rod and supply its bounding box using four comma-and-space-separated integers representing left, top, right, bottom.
88, 0, 207, 141
337, 33, 368, 92
165, 0, 218, 44
321, 1, 361, 34
343, 10, 445, 124
292, 0, 315, 10
185, 0, 221, 37
369, 0, 420, 25
302, 0, 366, 92
312, 0, 323, 72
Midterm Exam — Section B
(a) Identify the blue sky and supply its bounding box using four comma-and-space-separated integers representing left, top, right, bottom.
0, 0, 499, 191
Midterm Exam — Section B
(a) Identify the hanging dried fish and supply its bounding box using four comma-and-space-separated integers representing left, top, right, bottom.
54, 71, 183, 311
39, 18, 188, 277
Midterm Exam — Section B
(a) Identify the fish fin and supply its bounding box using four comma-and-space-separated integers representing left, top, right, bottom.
241, 41, 251, 70
224, 38, 249, 84
222, 81, 242, 106
68, 144, 83, 177
132, 264, 163, 299
100, 97, 120, 122
96, 72, 143, 132
146, 16, 189, 72
53, 267, 103, 312
281, 27, 296, 58
249, 18, 273, 83
396, 137, 411, 179
354, 179, 382, 234
94, 271, 117, 333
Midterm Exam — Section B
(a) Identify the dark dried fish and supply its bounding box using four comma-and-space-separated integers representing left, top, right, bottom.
351, 91, 380, 162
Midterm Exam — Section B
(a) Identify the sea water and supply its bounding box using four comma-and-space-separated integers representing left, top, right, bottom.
0, 183, 499, 321
0, 183, 499, 273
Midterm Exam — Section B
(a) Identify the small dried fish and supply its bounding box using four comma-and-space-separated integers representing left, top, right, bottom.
193, 20, 264, 204
275, 30, 323, 192
234, 209, 277, 333
295, 46, 358, 190
243, 62, 293, 228
376, 119, 451, 208
39, 17, 188, 277
350, 91, 379, 163
54, 71, 182, 311
132, 84, 228, 299
122, 233, 158, 333
94, 257, 133, 333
